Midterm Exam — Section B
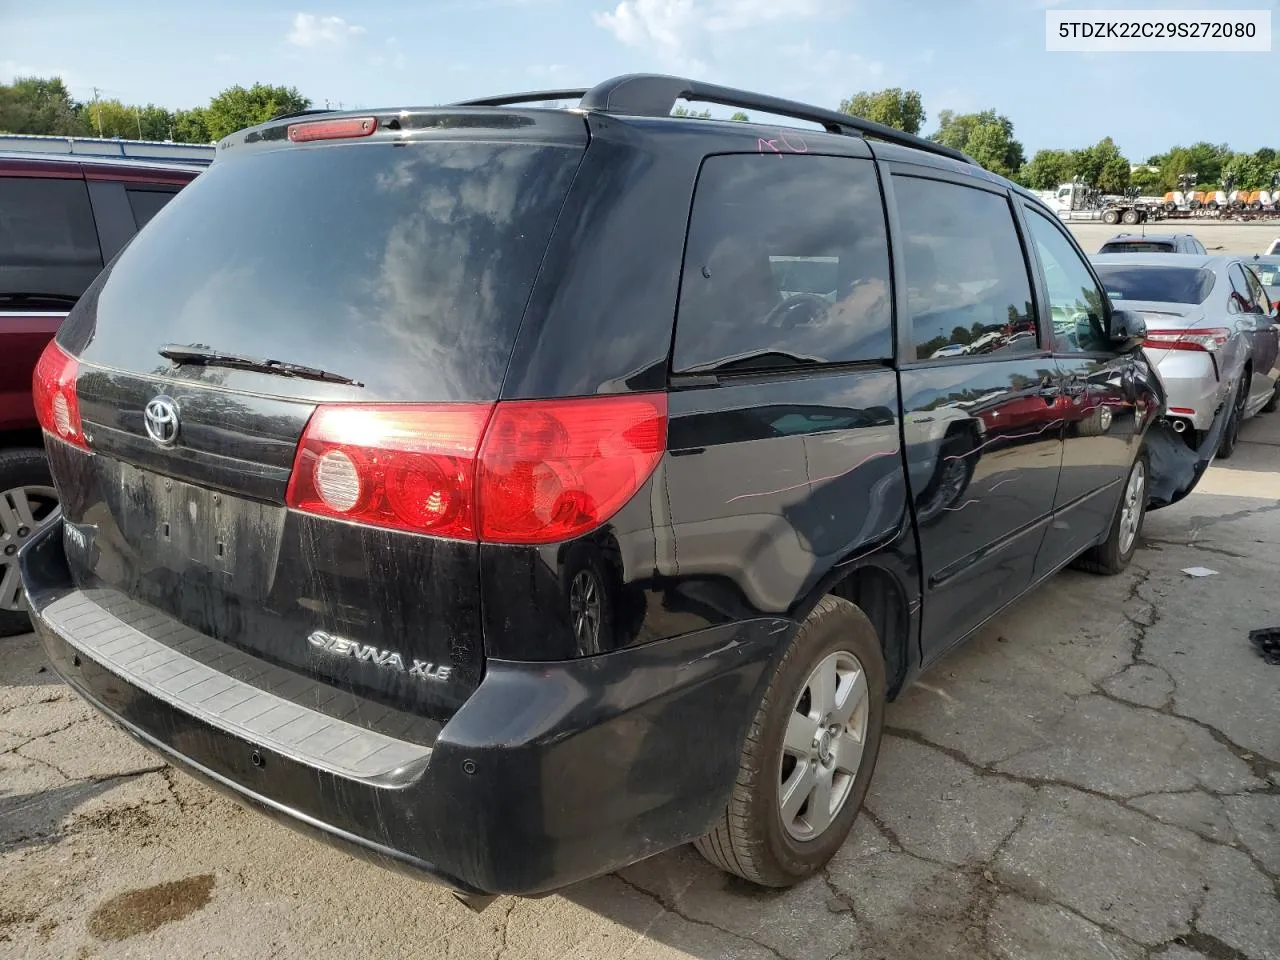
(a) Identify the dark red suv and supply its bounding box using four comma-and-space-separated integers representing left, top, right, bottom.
0, 153, 199, 635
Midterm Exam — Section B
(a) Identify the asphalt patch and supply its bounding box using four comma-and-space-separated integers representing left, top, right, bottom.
1249, 627, 1280, 665
87, 874, 215, 941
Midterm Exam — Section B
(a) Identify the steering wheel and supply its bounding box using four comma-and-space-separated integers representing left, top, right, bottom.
763, 293, 829, 329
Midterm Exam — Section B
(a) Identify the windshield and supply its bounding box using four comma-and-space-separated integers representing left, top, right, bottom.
1099, 241, 1175, 254
66, 139, 584, 402
1093, 265, 1216, 305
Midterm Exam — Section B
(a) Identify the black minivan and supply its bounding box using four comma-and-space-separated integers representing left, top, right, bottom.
21, 75, 1216, 907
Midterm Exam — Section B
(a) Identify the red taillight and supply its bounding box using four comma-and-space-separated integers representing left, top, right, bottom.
1142, 328, 1230, 352
287, 116, 377, 143
285, 404, 493, 539
477, 394, 667, 544
32, 340, 87, 450
286, 393, 669, 544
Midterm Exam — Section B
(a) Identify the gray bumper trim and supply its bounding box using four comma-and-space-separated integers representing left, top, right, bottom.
41, 592, 432, 784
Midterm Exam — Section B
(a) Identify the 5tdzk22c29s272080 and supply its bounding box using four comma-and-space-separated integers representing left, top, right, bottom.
19, 74, 1219, 909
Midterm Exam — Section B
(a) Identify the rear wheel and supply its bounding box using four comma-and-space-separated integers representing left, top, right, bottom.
1102, 209, 1120, 225
1075, 451, 1147, 576
1263, 384, 1279, 414
1218, 373, 1249, 459
0, 449, 59, 637
694, 595, 885, 887
1121, 209, 1139, 225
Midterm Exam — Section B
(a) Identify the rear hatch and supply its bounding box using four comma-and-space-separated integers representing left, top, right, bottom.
44, 110, 587, 729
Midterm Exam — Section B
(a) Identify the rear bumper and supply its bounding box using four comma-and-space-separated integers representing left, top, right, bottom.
1148, 350, 1226, 430
21, 516, 787, 897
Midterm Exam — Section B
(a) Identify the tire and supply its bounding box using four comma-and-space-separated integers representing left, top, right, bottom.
0, 448, 59, 638
1121, 209, 1139, 225
1102, 209, 1120, 225
1263, 384, 1279, 414
1077, 402, 1113, 437
1217, 374, 1249, 460
1074, 450, 1148, 576
694, 595, 886, 887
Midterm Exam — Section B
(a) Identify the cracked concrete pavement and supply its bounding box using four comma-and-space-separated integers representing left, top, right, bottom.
2, 417, 1278, 960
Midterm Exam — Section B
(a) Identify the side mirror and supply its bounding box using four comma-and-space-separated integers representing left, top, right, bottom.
1109, 309, 1147, 348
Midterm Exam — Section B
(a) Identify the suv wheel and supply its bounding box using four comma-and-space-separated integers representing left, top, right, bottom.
694, 595, 885, 887
1075, 450, 1147, 576
0, 449, 59, 637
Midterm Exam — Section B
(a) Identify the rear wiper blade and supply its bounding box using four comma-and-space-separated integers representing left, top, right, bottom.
159, 344, 364, 387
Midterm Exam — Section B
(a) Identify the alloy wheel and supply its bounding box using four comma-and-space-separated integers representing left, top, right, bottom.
0, 485, 58, 611
778, 651, 869, 842
1118, 460, 1145, 556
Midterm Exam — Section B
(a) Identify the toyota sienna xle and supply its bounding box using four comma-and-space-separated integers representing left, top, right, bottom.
20, 75, 1218, 909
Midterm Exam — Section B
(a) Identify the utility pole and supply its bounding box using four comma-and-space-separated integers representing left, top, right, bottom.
92, 86, 103, 137
135, 105, 143, 140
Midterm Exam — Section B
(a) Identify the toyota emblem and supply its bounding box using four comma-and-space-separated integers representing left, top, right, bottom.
143, 396, 181, 447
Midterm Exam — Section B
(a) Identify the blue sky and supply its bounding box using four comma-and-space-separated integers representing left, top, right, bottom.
2, 0, 1275, 160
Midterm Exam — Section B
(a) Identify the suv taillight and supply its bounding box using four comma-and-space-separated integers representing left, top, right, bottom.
32, 340, 87, 450
285, 393, 668, 545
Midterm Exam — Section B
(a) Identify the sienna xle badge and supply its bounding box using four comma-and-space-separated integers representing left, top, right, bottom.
22, 73, 1215, 909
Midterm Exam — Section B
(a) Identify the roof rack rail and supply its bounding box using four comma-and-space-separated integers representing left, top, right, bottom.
451, 74, 976, 167
452, 89, 589, 108
269, 107, 338, 123
578, 74, 976, 165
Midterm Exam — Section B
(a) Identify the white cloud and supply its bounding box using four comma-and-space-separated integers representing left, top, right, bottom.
704, 0, 822, 32
593, 0, 699, 62
286, 13, 366, 48
592, 0, 828, 65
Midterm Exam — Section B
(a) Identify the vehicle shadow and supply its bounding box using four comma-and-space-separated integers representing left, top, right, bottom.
0, 779, 125, 854
2, 628, 60, 690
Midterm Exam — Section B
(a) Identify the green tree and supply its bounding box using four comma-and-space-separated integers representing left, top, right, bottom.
1160, 146, 1197, 191
1097, 156, 1130, 194
839, 88, 925, 135
672, 105, 712, 118
1020, 148, 1074, 189
1222, 152, 1266, 190
1161, 142, 1231, 189
1067, 137, 1128, 193
729, 111, 749, 122
0, 76, 87, 135
204, 83, 310, 141
1130, 166, 1163, 195
930, 109, 978, 151
172, 107, 212, 143
79, 99, 174, 140
930, 109, 1024, 179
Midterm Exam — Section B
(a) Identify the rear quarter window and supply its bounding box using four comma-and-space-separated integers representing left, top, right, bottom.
673, 154, 892, 373
0, 175, 103, 304
126, 187, 181, 229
